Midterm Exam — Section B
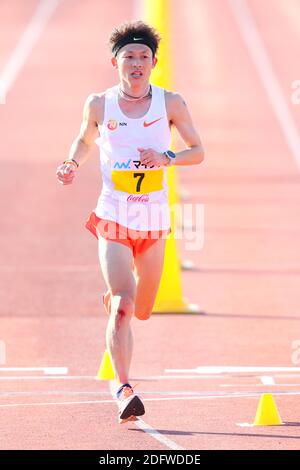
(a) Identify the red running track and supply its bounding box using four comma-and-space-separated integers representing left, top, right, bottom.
0, 0, 300, 450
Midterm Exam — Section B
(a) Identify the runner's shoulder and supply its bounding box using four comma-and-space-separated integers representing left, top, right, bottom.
164, 90, 187, 109
84, 92, 105, 123
164, 90, 187, 118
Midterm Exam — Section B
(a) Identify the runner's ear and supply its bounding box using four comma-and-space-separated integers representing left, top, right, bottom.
111, 56, 118, 69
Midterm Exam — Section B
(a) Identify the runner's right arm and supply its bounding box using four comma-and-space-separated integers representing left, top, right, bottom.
56, 93, 104, 185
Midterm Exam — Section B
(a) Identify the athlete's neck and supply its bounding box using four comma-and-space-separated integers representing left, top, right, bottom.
119, 80, 150, 99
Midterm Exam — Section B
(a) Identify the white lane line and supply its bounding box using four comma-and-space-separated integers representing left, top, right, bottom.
133, 375, 227, 380
0, 374, 251, 381
0, 369, 300, 387
237, 422, 285, 428
0, 0, 60, 102
260, 376, 275, 385
0, 375, 95, 380
1, 390, 300, 409
165, 366, 300, 374
131, 419, 185, 449
273, 374, 300, 378
0, 367, 68, 375
0, 265, 99, 272
141, 390, 300, 400
0, 399, 115, 409
1, 390, 259, 398
109, 380, 185, 451
221, 383, 300, 387
228, 0, 300, 172
44, 367, 68, 375
0, 371, 298, 381
0, 391, 113, 398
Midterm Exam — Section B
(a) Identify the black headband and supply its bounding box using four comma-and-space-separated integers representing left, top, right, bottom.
112, 35, 156, 57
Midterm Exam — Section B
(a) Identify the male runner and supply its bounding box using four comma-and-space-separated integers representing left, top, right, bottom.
56, 21, 204, 423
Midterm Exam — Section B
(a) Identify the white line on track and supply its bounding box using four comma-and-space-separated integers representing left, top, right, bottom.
109, 380, 185, 451
0, 375, 95, 381
221, 383, 300, 387
0, 391, 113, 397
2, 390, 268, 398
272, 374, 300, 378
0, 399, 115, 409
228, 0, 300, 172
0, 265, 99, 272
2, 390, 300, 410
165, 366, 300, 374
260, 376, 275, 385
1, 388, 299, 401
0, 372, 299, 381
0, 367, 68, 375
0, 0, 60, 102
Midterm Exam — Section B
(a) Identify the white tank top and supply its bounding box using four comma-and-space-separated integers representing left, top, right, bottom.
94, 84, 171, 231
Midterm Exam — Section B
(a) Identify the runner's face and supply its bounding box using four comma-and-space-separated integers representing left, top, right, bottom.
112, 44, 157, 85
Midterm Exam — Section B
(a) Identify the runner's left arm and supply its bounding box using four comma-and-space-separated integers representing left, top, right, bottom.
139, 93, 204, 167
167, 92, 204, 166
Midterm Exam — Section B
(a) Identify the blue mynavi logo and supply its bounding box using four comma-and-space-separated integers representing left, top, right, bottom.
113, 159, 131, 169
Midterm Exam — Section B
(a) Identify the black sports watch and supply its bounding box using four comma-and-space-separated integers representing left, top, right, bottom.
163, 150, 176, 166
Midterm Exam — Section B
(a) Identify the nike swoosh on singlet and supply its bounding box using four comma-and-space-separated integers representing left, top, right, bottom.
143, 117, 163, 127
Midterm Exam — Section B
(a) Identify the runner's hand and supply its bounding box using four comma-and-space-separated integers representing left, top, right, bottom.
138, 147, 167, 167
56, 162, 77, 185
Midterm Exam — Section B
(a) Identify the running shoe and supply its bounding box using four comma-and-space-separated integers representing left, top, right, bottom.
117, 385, 145, 424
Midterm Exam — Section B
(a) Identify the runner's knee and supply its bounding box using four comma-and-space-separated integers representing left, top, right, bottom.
111, 293, 135, 319
135, 309, 152, 321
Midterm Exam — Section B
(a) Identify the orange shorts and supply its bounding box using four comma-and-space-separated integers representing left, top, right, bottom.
85, 212, 171, 257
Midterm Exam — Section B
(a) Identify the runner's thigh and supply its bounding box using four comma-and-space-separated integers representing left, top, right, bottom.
98, 238, 136, 297
134, 238, 166, 318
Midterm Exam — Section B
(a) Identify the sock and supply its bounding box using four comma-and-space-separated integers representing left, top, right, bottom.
116, 383, 132, 399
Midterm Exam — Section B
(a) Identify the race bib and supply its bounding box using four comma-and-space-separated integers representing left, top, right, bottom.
111, 169, 164, 194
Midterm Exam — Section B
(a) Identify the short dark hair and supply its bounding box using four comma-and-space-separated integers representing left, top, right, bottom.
109, 20, 161, 57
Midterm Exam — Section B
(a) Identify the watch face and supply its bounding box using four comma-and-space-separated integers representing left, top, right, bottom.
167, 150, 176, 159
